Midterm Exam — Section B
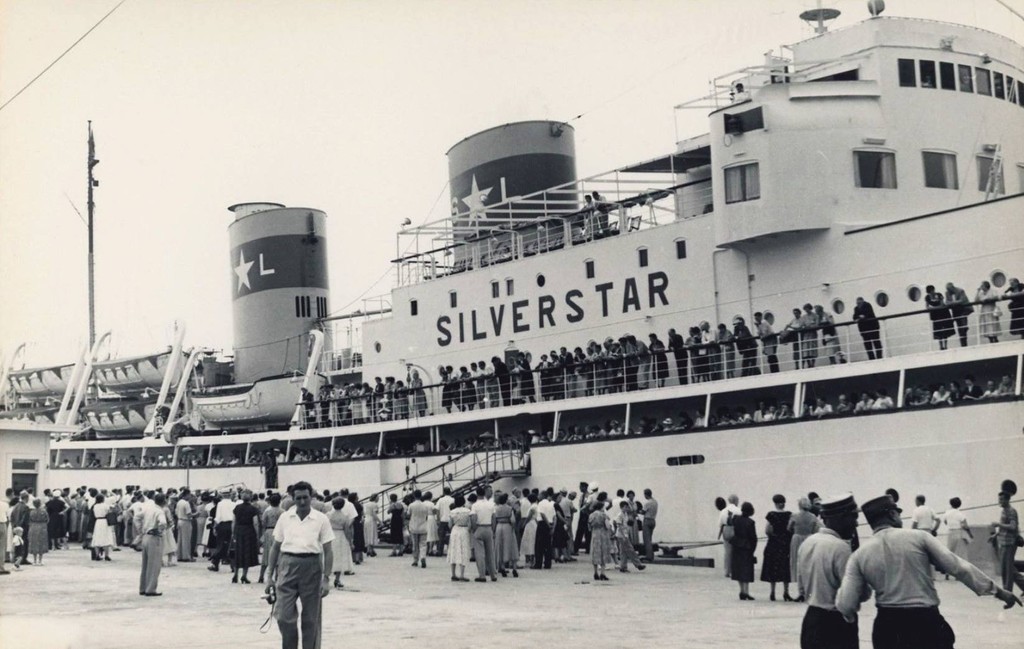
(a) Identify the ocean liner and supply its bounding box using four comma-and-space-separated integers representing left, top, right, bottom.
2, 3, 1023, 556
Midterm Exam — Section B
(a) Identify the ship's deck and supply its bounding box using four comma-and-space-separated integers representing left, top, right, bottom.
1, 545, 1020, 649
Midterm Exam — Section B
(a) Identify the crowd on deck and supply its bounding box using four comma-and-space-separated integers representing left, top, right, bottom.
299, 276, 1024, 429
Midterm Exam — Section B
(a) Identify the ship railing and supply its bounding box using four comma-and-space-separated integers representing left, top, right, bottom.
297, 293, 1024, 430
393, 165, 695, 287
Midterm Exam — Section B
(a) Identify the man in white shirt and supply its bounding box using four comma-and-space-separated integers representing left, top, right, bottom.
134, 493, 168, 596
911, 494, 940, 536
209, 490, 237, 571
469, 487, 497, 581
435, 487, 455, 556
534, 490, 557, 569
265, 481, 333, 649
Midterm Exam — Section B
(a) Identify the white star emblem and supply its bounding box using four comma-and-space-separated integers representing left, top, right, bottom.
460, 175, 492, 218
234, 249, 254, 292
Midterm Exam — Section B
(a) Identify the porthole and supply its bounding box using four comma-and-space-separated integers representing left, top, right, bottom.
373, 341, 382, 353
831, 299, 846, 315
875, 291, 890, 308
763, 311, 776, 326
907, 286, 922, 302
991, 270, 1007, 288
536, 273, 546, 287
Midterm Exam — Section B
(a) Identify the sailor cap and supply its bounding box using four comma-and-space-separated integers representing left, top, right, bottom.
819, 493, 858, 518
859, 494, 898, 520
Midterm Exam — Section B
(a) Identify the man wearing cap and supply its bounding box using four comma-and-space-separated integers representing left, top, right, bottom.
796, 493, 860, 649
265, 481, 333, 649
836, 495, 1020, 649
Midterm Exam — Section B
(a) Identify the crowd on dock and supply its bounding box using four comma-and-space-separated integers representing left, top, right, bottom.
299, 277, 1024, 429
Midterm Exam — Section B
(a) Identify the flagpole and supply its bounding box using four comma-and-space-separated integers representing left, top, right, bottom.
87, 121, 99, 348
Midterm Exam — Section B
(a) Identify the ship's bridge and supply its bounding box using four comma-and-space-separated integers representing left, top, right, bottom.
391, 150, 711, 288
676, 16, 1024, 248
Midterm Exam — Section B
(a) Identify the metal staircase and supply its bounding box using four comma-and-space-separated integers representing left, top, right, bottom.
362, 444, 530, 540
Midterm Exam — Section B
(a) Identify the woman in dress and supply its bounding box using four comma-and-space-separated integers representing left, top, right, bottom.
787, 497, 821, 602
552, 493, 570, 563
175, 491, 195, 562
1005, 277, 1024, 340
196, 493, 212, 557
230, 490, 261, 584
86, 494, 111, 562
760, 494, 793, 601
446, 495, 471, 582
424, 492, 439, 556
387, 493, 405, 556
328, 497, 354, 589
409, 370, 427, 417
27, 498, 50, 565
493, 493, 519, 577
730, 501, 758, 600
588, 496, 613, 582
363, 498, 379, 556
519, 493, 538, 566
925, 285, 954, 350
348, 493, 366, 565
976, 280, 1001, 343
258, 492, 282, 584
161, 499, 177, 567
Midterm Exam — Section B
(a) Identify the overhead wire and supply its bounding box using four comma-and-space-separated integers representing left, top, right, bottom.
0, 0, 129, 114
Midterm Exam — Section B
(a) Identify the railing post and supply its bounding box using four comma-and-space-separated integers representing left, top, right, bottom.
1015, 354, 1023, 396
896, 369, 906, 408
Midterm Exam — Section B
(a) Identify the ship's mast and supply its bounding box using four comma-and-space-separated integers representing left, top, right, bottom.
87, 121, 99, 347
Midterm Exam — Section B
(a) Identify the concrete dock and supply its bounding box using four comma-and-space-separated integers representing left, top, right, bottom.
0, 547, 1021, 649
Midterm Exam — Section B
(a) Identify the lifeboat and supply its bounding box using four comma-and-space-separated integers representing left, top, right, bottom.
191, 374, 305, 431
93, 349, 187, 395
7, 364, 75, 399
82, 395, 160, 439
0, 404, 60, 425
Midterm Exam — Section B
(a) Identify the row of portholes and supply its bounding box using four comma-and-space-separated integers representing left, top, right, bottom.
905, 269, 1007, 303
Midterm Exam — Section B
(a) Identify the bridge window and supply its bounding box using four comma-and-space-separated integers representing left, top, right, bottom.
638, 247, 649, 268
898, 58, 916, 87
410, 299, 418, 316
977, 156, 1004, 194
939, 62, 956, 90
666, 455, 705, 467
958, 65, 974, 93
449, 291, 457, 308
854, 151, 897, 189
585, 259, 595, 279
994, 72, 1005, 100
922, 151, 958, 189
976, 68, 992, 96
919, 60, 937, 88
506, 278, 514, 296
491, 281, 499, 299
724, 162, 760, 203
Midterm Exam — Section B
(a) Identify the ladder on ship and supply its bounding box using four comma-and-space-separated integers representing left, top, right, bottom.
983, 142, 1004, 201
362, 447, 530, 540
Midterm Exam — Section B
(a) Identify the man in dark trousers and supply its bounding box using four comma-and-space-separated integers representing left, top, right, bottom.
852, 297, 883, 360
796, 493, 860, 649
208, 489, 235, 572
667, 328, 688, 385
836, 494, 1020, 649
573, 482, 591, 554
265, 481, 333, 649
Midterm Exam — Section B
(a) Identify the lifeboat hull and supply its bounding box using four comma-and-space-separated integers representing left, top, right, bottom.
7, 364, 75, 400
94, 350, 184, 395
192, 375, 302, 431
83, 397, 158, 439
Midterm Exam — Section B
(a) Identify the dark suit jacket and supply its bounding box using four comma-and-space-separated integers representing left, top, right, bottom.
853, 302, 879, 333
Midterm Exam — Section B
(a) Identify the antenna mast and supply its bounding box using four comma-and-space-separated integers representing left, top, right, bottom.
87, 121, 99, 347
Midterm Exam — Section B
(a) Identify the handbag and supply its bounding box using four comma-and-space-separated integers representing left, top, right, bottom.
1016, 534, 1024, 548
722, 513, 735, 542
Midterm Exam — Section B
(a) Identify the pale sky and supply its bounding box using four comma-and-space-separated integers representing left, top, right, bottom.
2, 0, 1021, 367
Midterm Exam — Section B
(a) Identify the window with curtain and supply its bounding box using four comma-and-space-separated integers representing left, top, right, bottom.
854, 151, 897, 188
724, 163, 760, 203
922, 152, 958, 189
977, 156, 1004, 194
